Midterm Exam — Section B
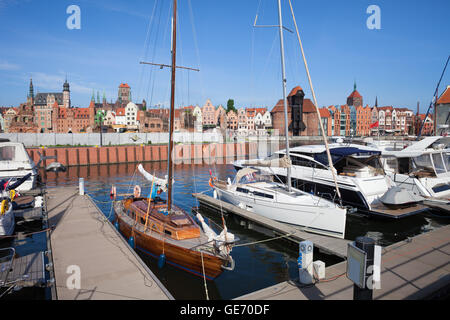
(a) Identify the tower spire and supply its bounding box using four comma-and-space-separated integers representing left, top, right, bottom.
354, 80, 357, 91
28, 77, 34, 98
375, 96, 378, 107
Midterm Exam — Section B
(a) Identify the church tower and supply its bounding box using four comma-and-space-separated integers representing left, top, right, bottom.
63, 78, 71, 108
27, 78, 34, 105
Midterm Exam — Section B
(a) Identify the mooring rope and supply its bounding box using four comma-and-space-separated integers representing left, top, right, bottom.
233, 232, 297, 248
200, 251, 209, 300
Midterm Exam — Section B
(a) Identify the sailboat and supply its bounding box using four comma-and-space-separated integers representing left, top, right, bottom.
114, 0, 236, 280
211, 0, 347, 239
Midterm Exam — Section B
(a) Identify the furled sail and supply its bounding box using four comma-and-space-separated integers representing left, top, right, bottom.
240, 155, 291, 168
137, 164, 172, 192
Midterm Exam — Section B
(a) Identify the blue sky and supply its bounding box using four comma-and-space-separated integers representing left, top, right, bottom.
0, 0, 449, 113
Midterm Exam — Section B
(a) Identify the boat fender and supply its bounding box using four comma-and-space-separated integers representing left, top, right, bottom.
128, 236, 135, 248
110, 186, 116, 200
133, 185, 141, 198
0, 200, 8, 215
114, 220, 119, 231
158, 254, 166, 269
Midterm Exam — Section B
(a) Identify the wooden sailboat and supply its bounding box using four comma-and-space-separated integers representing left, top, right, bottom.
114, 0, 235, 280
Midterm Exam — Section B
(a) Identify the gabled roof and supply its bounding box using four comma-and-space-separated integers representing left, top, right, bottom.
119, 83, 130, 88
437, 85, 450, 104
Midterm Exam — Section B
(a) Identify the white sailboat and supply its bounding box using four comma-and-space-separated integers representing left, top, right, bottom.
211, 0, 347, 239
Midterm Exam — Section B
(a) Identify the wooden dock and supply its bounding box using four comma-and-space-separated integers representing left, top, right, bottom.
0, 252, 47, 288
193, 193, 350, 259
236, 223, 450, 300
46, 185, 173, 300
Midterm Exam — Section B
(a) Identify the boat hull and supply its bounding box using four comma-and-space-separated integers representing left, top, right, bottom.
115, 213, 225, 280
0, 205, 15, 236
214, 185, 346, 239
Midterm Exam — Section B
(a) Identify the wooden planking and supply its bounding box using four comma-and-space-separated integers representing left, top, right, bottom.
0, 252, 46, 288
46, 186, 173, 300
370, 203, 429, 218
193, 193, 350, 259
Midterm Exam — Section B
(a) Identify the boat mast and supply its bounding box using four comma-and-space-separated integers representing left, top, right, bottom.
167, 0, 177, 212
287, 0, 342, 201
277, 0, 292, 192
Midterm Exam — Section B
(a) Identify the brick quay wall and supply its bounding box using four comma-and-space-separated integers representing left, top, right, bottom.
27, 142, 259, 167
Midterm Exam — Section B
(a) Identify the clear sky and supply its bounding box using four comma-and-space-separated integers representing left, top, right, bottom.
0, 0, 449, 113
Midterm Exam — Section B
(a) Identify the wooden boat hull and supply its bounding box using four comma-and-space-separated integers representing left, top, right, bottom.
115, 214, 225, 280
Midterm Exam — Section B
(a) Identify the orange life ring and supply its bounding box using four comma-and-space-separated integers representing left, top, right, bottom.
209, 177, 217, 188
133, 185, 141, 198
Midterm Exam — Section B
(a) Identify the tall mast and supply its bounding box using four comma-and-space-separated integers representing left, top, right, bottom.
277, 0, 292, 192
167, 0, 177, 212
287, 0, 342, 201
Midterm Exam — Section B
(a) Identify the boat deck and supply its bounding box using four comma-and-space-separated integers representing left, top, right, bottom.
193, 193, 350, 259
369, 202, 429, 219
46, 186, 173, 300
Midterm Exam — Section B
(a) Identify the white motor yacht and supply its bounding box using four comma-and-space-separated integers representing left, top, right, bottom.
0, 142, 37, 191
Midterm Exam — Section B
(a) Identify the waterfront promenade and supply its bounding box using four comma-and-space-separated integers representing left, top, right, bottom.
46, 186, 173, 300
236, 224, 450, 300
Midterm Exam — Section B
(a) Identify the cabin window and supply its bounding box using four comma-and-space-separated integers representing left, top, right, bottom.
432, 183, 450, 193
253, 191, 274, 199
164, 230, 172, 236
236, 187, 249, 194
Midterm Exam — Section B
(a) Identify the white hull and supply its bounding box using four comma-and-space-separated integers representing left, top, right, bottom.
214, 183, 346, 239
0, 169, 37, 191
235, 160, 392, 210
0, 205, 14, 236
386, 172, 450, 199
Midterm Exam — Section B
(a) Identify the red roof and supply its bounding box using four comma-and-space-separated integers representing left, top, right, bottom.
319, 107, 330, 117
119, 83, 130, 88
74, 108, 90, 119
116, 108, 125, 116
437, 86, 450, 104
288, 86, 303, 97
246, 107, 267, 116
271, 98, 316, 113
348, 90, 362, 99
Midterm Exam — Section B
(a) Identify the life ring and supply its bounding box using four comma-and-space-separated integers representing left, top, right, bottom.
133, 185, 141, 198
0, 200, 8, 215
209, 176, 217, 188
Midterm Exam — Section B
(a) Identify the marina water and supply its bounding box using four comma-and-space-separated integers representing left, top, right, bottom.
5, 162, 448, 300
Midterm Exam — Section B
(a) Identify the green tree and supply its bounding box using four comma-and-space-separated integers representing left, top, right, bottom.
227, 99, 236, 113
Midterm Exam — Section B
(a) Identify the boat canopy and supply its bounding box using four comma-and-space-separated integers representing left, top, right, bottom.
314, 147, 381, 166
241, 155, 291, 168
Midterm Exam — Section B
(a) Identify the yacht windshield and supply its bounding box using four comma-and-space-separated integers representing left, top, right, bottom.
238, 171, 272, 184
432, 153, 447, 174
0, 146, 15, 161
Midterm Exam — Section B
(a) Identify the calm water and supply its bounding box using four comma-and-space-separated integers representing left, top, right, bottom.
36, 162, 449, 300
